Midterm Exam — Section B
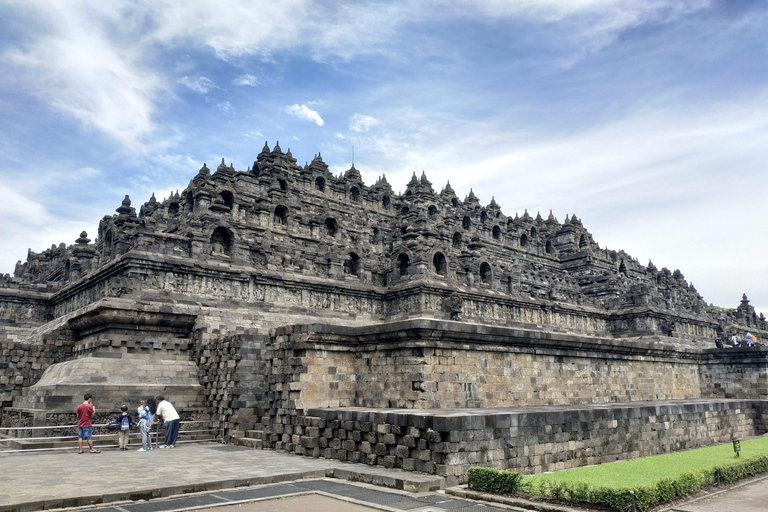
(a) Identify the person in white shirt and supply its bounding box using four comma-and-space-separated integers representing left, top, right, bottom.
155, 396, 181, 448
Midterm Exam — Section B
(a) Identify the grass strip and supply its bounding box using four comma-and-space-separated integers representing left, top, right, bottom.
523, 435, 768, 488
468, 436, 768, 512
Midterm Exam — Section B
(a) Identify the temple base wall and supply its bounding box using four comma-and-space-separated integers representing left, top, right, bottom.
257, 319, 768, 483
261, 399, 768, 487
265, 319, 768, 413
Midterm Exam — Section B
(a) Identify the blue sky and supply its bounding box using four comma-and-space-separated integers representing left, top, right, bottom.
0, 0, 766, 316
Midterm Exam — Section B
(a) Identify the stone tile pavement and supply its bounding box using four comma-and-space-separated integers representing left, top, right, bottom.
0, 443, 445, 512
4, 442, 768, 512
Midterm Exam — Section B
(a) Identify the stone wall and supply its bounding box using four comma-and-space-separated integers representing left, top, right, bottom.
264, 319, 747, 414
0, 288, 52, 328
699, 350, 768, 399
0, 331, 73, 409
192, 328, 269, 435
277, 400, 767, 486
258, 320, 768, 483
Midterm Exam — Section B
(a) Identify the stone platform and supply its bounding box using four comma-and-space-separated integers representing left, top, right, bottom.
260, 399, 768, 486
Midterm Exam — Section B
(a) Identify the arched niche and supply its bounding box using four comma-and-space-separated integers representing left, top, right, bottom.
492, 226, 501, 240
545, 240, 554, 254
480, 262, 492, 284
315, 176, 326, 192
520, 234, 528, 247
168, 202, 180, 215
324, 217, 338, 236
220, 191, 234, 209
433, 252, 447, 276
396, 253, 411, 278
210, 226, 234, 256
452, 232, 462, 248
463, 216, 471, 229
382, 195, 391, 209
103, 230, 113, 259
344, 252, 361, 276
274, 205, 289, 225
428, 205, 438, 219
350, 186, 360, 201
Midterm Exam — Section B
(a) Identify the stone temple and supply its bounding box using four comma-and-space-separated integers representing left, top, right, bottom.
1, 141, 766, 485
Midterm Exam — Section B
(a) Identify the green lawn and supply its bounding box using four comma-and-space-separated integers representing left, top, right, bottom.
523, 435, 768, 488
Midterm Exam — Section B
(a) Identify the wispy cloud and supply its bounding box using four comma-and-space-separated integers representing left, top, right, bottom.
232, 73, 260, 86
179, 76, 216, 93
0, 0, 712, 155
2, 1, 163, 151
217, 100, 233, 114
350, 114, 380, 132
286, 104, 324, 126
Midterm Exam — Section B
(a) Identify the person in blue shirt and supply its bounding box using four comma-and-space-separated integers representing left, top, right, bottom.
136, 399, 153, 451
107, 405, 136, 451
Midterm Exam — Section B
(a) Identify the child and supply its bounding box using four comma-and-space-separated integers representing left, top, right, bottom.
136, 400, 152, 452
107, 405, 136, 451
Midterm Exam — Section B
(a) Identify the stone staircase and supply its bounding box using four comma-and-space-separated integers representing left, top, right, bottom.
232, 426, 266, 449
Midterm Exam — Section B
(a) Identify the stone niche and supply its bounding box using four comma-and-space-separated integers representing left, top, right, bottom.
10, 302, 206, 423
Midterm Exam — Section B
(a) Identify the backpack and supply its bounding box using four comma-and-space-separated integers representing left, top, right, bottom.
120, 415, 130, 431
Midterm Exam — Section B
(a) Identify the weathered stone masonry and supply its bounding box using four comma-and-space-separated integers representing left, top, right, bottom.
260, 320, 768, 484
1, 142, 766, 480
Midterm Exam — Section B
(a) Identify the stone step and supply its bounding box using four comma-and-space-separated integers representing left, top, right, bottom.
237, 437, 264, 449
244, 429, 265, 439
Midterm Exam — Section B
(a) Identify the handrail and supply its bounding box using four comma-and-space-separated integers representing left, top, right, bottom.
0, 420, 216, 431
0, 419, 226, 452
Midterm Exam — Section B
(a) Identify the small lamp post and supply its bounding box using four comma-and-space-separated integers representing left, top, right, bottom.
733, 439, 741, 457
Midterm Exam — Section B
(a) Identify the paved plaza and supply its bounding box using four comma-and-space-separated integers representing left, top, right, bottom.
2, 442, 768, 512
0, 443, 445, 512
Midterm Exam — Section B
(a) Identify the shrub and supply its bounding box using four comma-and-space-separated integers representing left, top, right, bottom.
467, 466, 523, 494
473, 454, 768, 512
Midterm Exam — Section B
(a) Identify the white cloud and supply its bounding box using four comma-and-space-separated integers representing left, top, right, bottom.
179, 76, 215, 93
77, 167, 103, 178
244, 131, 264, 139
336, 133, 345, 139
232, 73, 260, 86
0, 0, 711, 156
0, 178, 101, 274
139, 0, 711, 63
350, 114, 380, 132
464, 0, 711, 52
3, 1, 163, 151
286, 104, 324, 126
142, 0, 412, 61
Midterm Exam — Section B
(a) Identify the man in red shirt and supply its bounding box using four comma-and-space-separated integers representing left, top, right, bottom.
76, 393, 100, 454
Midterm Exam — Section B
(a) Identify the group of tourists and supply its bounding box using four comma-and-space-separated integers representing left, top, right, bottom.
714, 331, 760, 349
76, 393, 181, 453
